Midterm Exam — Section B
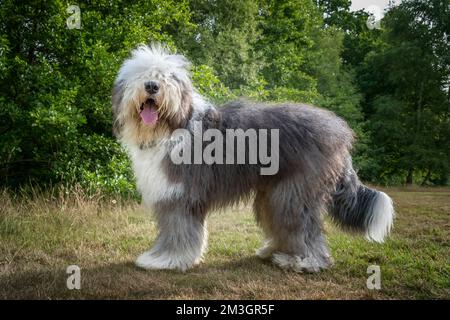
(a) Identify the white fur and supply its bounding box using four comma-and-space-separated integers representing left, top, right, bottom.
114, 45, 207, 207
135, 242, 206, 272
366, 191, 395, 243
129, 142, 184, 208
255, 239, 276, 259
272, 253, 329, 273
114, 45, 211, 272
115, 44, 192, 134
190, 92, 212, 117
117, 44, 189, 84
136, 250, 198, 272
136, 221, 208, 272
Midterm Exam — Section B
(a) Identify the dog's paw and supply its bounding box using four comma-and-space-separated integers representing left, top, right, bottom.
272, 252, 331, 273
255, 240, 276, 260
135, 250, 197, 272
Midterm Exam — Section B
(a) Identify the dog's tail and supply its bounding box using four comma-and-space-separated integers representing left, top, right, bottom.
329, 158, 394, 242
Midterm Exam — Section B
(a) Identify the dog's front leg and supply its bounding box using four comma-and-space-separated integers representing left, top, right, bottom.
136, 205, 208, 272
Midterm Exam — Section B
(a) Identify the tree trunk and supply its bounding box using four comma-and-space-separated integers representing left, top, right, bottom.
406, 168, 414, 186
421, 169, 431, 186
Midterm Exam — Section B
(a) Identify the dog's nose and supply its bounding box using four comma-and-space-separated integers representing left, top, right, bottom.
145, 81, 159, 94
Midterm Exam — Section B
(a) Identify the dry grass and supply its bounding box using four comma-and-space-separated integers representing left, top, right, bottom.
0, 186, 449, 299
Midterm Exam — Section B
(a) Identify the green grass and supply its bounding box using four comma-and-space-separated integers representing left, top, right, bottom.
0, 186, 449, 299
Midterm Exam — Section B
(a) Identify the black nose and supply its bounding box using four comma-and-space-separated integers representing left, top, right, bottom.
145, 81, 159, 94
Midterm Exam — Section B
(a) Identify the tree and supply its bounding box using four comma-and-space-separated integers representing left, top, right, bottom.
256, 0, 322, 102
318, 0, 381, 67
177, 0, 262, 90
0, 0, 192, 193
360, 0, 450, 185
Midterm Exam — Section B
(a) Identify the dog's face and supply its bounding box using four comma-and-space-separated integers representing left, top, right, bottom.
112, 45, 193, 145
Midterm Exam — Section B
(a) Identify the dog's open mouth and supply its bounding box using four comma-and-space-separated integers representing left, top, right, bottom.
139, 98, 158, 125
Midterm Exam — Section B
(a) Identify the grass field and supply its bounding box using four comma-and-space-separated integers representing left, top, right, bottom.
0, 186, 449, 299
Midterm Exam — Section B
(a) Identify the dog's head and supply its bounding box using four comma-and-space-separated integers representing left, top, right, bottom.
112, 44, 193, 145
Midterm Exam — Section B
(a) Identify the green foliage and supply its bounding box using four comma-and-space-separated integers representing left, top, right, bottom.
0, 0, 448, 193
257, 0, 320, 94
53, 134, 137, 196
191, 65, 235, 103
0, 0, 193, 193
179, 0, 262, 89
357, 0, 450, 185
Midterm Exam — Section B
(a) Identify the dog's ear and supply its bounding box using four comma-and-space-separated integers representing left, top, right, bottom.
112, 80, 125, 137
180, 82, 193, 117
167, 82, 193, 130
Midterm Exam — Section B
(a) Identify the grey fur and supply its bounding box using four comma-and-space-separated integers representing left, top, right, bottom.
153, 100, 359, 272
330, 161, 378, 232
111, 80, 125, 136
113, 47, 394, 272
330, 158, 385, 233
136, 201, 207, 271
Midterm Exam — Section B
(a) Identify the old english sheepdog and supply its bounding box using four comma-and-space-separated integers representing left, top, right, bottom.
112, 44, 394, 273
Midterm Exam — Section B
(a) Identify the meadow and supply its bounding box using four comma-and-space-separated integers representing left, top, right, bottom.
0, 186, 448, 299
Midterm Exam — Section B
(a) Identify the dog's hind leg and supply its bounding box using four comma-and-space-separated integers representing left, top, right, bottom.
135, 203, 208, 272
254, 181, 333, 273
270, 203, 333, 273
254, 189, 279, 259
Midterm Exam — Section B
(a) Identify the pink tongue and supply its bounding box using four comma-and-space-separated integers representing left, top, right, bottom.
140, 106, 158, 125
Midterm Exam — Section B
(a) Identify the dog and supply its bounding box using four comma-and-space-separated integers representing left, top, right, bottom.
112, 44, 394, 272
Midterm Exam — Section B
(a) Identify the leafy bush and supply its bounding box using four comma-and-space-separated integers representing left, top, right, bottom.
1, 0, 448, 193
0, 0, 193, 194
191, 65, 235, 104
